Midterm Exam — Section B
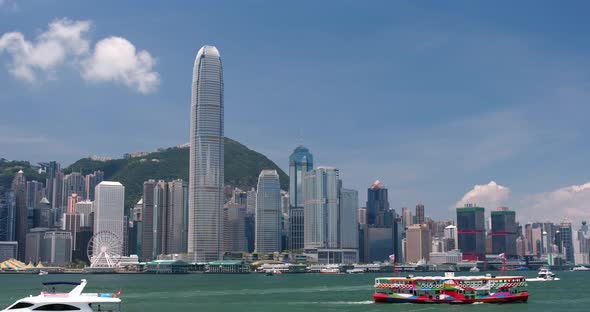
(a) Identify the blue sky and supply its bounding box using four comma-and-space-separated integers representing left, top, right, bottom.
1, 0, 589, 222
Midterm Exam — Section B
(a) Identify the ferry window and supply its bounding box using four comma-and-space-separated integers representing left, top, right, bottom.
34, 304, 80, 311
9, 303, 34, 309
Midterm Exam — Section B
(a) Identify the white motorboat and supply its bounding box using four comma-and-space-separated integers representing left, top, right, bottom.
571, 266, 590, 271
469, 266, 480, 273
319, 268, 341, 274
346, 268, 366, 274
1, 279, 122, 312
526, 268, 560, 281
38, 270, 48, 276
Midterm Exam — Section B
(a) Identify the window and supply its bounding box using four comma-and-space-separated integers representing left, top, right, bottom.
34, 304, 80, 311
9, 302, 34, 309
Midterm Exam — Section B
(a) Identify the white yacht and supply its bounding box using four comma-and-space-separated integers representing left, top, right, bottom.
526, 268, 560, 281
1, 280, 122, 312
469, 266, 480, 273
571, 266, 590, 271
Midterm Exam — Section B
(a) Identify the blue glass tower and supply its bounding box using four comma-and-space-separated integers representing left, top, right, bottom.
288, 145, 313, 251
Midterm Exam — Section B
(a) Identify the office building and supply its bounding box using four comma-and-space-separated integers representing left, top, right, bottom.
93, 181, 125, 258
415, 203, 425, 225
167, 179, 188, 254
456, 204, 485, 261
255, 170, 281, 253
340, 188, 359, 249
41, 231, 72, 265
444, 225, 458, 251
491, 207, 517, 257
42, 161, 60, 207
0, 191, 16, 241
141, 180, 157, 261
366, 180, 389, 226
12, 170, 27, 261
189, 45, 224, 261
0, 241, 18, 262
405, 224, 431, 262
25, 180, 44, 209
224, 203, 246, 253
288, 145, 313, 251
557, 221, 574, 263
401, 207, 412, 229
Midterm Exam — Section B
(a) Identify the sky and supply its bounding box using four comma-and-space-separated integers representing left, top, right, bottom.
1, 0, 589, 224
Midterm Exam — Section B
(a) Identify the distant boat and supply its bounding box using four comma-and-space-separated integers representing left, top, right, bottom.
38, 270, 48, 276
469, 267, 480, 273
571, 266, 590, 271
527, 268, 560, 281
347, 268, 365, 274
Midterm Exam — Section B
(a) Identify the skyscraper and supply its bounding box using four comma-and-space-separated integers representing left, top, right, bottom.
141, 180, 157, 261
43, 161, 60, 207
93, 182, 125, 256
415, 203, 425, 225
12, 170, 27, 260
189, 45, 224, 261
255, 170, 281, 253
491, 207, 517, 257
401, 207, 412, 229
288, 145, 313, 251
85, 170, 104, 201
367, 180, 389, 226
167, 179, 188, 254
405, 224, 431, 262
456, 204, 486, 261
304, 167, 340, 249
339, 188, 359, 249
62, 173, 86, 207
0, 191, 16, 241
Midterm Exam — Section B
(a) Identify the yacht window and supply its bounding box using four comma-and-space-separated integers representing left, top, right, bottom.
9, 302, 34, 309
34, 304, 80, 311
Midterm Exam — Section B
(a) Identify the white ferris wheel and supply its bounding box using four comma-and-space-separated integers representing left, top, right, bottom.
87, 231, 123, 268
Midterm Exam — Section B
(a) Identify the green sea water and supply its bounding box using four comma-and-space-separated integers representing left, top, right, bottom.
1, 271, 588, 312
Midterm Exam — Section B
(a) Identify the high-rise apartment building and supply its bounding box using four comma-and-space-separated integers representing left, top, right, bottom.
189, 45, 224, 261
85, 170, 104, 201
456, 205, 486, 261
255, 170, 281, 253
62, 173, 86, 207
491, 207, 517, 257
288, 145, 313, 251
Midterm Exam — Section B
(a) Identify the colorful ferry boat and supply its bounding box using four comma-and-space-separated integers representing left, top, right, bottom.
374, 272, 528, 304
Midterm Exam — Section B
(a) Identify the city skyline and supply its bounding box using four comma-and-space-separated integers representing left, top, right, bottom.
1, 1, 590, 223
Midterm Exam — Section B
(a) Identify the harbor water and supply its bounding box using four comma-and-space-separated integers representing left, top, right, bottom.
1, 271, 588, 312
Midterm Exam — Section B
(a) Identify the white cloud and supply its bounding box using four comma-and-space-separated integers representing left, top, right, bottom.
521, 183, 590, 223
0, 18, 159, 93
455, 181, 511, 209
81, 37, 159, 94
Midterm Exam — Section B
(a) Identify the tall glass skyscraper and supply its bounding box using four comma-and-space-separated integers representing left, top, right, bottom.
288, 145, 313, 251
255, 170, 281, 253
303, 167, 340, 249
366, 180, 389, 226
189, 45, 224, 261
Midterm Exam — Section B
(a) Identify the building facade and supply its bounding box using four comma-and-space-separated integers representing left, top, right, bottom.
255, 170, 281, 253
288, 146, 313, 251
405, 224, 431, 262
456, 205, 486, 261
366, 180, 389, 226
93, 181, 125, 257
491, 208, 517, 257
189, 45, 224, 261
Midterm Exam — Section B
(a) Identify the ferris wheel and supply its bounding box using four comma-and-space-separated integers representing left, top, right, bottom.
87, 231, 123, 268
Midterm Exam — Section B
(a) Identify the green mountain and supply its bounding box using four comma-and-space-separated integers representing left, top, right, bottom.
66, 137, 288, 209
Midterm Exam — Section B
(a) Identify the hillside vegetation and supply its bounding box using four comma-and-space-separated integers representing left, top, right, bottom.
66, 137, 288, 208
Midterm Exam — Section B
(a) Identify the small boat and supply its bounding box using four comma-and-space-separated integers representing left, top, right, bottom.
347, 268, 366, 274
1, 279, 122, 312
374, 272, 528, 304
38, 270, 48, 276
526, 268, 560, 281
571, 266, 590, 271
469, 267, 480, 273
